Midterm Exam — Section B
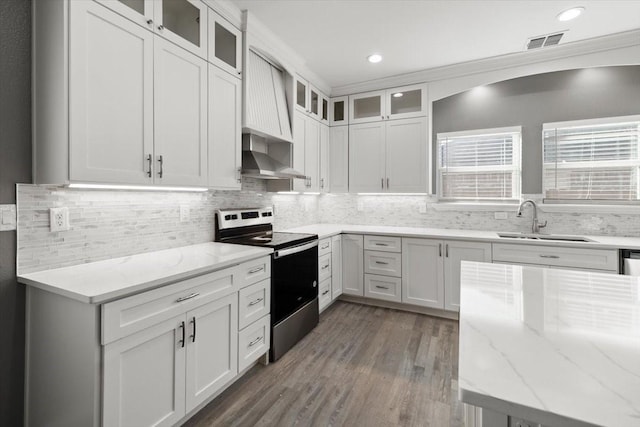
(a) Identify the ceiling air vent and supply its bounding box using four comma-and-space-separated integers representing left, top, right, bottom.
526, 32, 565, 50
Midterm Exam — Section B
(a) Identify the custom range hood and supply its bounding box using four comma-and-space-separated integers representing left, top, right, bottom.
242, 134, 306, 180
242, 49, 305, 180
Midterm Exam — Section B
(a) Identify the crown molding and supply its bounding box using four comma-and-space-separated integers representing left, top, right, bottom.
331, 29, 640, 97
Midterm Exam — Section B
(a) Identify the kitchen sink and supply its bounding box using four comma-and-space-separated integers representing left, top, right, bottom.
497, 232, 593, 243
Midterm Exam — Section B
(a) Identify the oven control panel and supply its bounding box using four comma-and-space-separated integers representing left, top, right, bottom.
217, 206, 274, 230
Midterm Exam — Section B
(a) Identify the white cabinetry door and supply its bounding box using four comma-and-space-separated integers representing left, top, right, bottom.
154, 38, 208, 186
331, 235, 343, 298
185, 294, 238, 412
305, 118, 320, 191
69, 1, 154, 185
103, 315, 186, 427
208, 65, 241, 189
95, 0, 155, 29
208, 8, 242, 76
294, 75, 309, 113
329, 126, 349, 193
349, 90, 385, 124
342, 234, 364, 296
153, 0, 208, 59
349, 122, 386, 193
443, 241, 492, 312
402, 238, 444, 309
385, 117, 427, 193
292, 112, 307, 192
329, 96, 348, 126
386, 84, 427, 120
320, 123, 330, 193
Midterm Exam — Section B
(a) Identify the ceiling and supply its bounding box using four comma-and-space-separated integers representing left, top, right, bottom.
231, 0, 640, 89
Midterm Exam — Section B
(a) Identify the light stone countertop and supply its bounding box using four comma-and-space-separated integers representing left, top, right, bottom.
18, 242, 273, 304
458, 261, 640, 427
283, 223, 640, 250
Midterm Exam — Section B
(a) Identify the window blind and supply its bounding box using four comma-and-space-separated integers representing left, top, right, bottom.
543, 116, 640, 202
437, 127, 521, 201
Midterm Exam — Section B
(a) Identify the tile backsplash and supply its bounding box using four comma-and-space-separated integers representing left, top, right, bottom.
17, 185, 639, 274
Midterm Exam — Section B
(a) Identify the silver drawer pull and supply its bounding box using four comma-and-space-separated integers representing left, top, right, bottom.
375, 243, 388, 246
248, 297, 264, 306
375, 261, 389, 265
176, 292, 199, 303
375, 285, 389, 290
248, 266, 264, 274
539, 255, 560, 259
321, 243, 330, 249
322, 290, 330, 296
321, 264, 330, 270
248, 336, 263, 347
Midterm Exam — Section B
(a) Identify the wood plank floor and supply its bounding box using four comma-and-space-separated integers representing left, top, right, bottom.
184, 301, 463, 427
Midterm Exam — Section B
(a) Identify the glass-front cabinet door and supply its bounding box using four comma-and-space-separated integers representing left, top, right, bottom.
96, 0, 155, 29
349, 90, 385, 124
329, 96, 348, 126
208, 8, 242, 77
321, 96, 329, 122
309, 85, 321, 120
386, 83, 427, 120
295, 76, 309, 113
154, 0, 208, 59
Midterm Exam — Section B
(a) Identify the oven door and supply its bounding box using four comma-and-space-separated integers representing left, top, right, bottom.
271, 240, 318, 325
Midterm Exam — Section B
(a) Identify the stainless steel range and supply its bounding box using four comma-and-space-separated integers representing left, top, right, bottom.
215, 207, 319, 361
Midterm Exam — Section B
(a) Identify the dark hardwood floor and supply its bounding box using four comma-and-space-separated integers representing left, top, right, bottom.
184, 301, 464, 427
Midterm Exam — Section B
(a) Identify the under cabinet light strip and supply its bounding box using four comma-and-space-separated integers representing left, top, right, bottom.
68, 183, 209, 192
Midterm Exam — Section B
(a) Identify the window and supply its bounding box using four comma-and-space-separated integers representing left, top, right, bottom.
437, 127, 522, 201
543, 115, 640, 203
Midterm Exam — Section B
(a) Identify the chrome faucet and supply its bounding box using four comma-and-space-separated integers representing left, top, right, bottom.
517, 199, 547, 233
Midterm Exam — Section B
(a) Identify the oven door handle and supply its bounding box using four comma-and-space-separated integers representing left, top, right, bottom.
274, 240, 319, 259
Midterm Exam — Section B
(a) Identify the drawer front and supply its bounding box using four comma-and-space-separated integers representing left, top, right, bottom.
319, 253, 332, 282
238, 279, 270, 330
364, 274, 402, 303
102, 266, 238, 345
318, 238, 332, 256
364, 235, 402, 253
319, 278, 332, 311
238, 314, 270, 372
238, 256, 271, 288
492, 243, 618, 271
364, 250, 402, 277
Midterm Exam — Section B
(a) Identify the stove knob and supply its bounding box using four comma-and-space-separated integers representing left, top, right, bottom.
312, 281, 317, 287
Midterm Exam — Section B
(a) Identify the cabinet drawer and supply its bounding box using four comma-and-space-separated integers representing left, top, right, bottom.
318, 238, 332, 256
238, 279, 270, 330
319, 278, 332, 312
364, 235, 402, 252
364, 250, 402, 277
102, 266, 238, 345
364, 274, 402, 303
492, 243, 618, 271
319, 253, 332, 282
238, 256, 271, 288
238, 315, 270, 372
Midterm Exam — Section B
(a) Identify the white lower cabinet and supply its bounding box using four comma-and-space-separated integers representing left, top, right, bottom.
342, 234, 364, 296
331, 235, 343, 298
317, 236, 342, 313
364, 274, 402, 302
238, 314, 270, 372
402, 238, 491, 311
319, 278, 332, 310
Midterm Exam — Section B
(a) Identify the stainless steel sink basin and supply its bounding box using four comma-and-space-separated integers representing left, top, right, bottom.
497, 232, 593, 243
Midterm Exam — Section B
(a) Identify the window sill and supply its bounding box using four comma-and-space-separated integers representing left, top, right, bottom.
433, 202, 519, 212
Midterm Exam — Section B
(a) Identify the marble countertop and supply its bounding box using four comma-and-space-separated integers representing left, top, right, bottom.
283, 223, 640, 250
18, 243, 273, 304
458, 261, 640, 427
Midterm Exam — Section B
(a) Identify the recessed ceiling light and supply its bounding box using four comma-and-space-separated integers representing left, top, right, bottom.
367, 54, 382, 63
557, 7, 585, 21
393, 93, 403, 98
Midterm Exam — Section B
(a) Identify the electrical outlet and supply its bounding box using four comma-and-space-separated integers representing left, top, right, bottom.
180, 205, 190, 222
50, 207, 70, 232
495, 212, 508, 220
357, 201, 364, 212
418, 202, 427, 214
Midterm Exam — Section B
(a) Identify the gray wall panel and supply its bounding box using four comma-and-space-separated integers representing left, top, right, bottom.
432, 66, 640, 194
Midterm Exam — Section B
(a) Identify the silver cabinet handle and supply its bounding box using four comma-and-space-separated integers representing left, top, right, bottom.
236, 167, 242, 184
248, 297, 263, 306
321, 264, 330, 270
320, 178, 324, 189
248, 266, 264, 274
381, 115, 384, 120
146, 19, 153, 25
445, 244, 449, 258
176, 292, 199, 303
157, 155, 164, 178
375, 261, 389, 265
178, 321, 185, 348
158, 24, 165, 30
248, 336, 263, 347
375, 285, 389, 290
386, 177, 389, 189
439, 243, 442, 257
386, 115, 390, 120
321, 242, 330, 249
381, 178, 384, 189
539, 255, 560, 259
322, 289, 330, 296
146, 154, 152, 177
190, 317, 196, 343
374, 243, 388, 246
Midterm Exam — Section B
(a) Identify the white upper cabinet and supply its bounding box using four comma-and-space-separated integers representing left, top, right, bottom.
69, 1, 154, 185
208, 8, 242, 76
309, 84, 322, 121
98, 0, 208, 59
385, 117, 427, 193
321, 95, 329, 123
349, 122, 386, 193
294, 76, 328, 123
319, 124, 330, 192
294, 75, 309, 113
304, 117, 320, 191
154, 38, 208, 186
329, 96, 349, 126
208, 65, 242, 189
349, 84, 427, 124
329, 126, 349, 193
